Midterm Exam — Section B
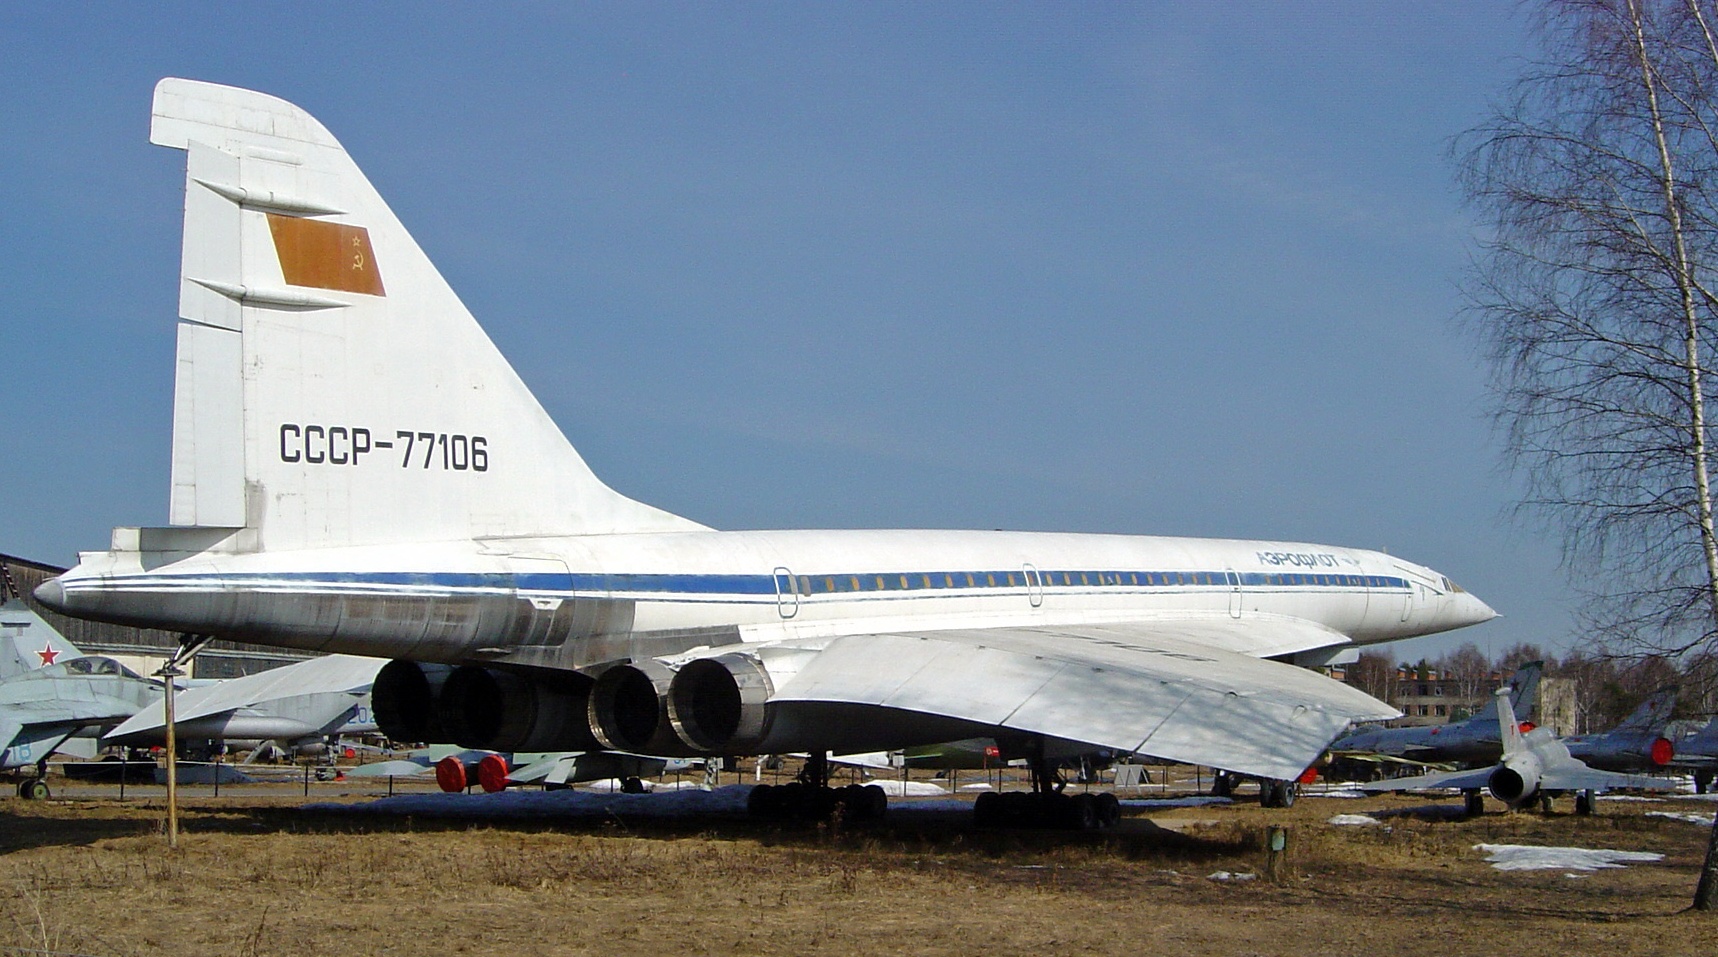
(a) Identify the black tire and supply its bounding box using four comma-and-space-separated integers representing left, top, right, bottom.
1068, 793, 1099, 830
22, 779, 48, 801
1096, 792, 1121, 827
747, 783, 777, 817
1260, 781, 1280, 808
973, 790, 1001, 827
1464, 790, 1484, 818
1277, 782, 1297, 808
620, 776, 645, 794
1698, 770, 1714, 795
1211, 771, 1235, 798
863, 784, 888, 821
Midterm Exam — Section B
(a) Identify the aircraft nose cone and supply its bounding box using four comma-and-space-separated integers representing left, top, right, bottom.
33, 577, 68, 612
1457, 591, 1499, 627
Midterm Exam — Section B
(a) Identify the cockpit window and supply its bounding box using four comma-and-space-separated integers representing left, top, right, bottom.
1442, 577, 1466, 594
63, 656, 134, 677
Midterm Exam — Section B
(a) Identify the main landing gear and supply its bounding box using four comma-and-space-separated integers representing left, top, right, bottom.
972, 752, 1121, 830
1212, 770, 1296, 808
16, 757, 51, 800
748, 753, 889, 822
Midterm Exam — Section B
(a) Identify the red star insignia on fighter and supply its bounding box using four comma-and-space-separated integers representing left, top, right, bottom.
36, 646, 58, 666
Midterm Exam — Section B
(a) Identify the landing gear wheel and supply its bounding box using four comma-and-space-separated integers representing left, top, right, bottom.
1261, 780, 1295, 808
1067, 793, 1099, 830
1574, 789, 1595, 816
19, 779, 48, 801
973, 790, 1001, 827
620, 776, 645, 794
1211, 771, 1238, 798
1096, 792, 1121, 827
1697, 770, 1714, 795
1464, 790, 1484, 818
1539, 793, 1555, 814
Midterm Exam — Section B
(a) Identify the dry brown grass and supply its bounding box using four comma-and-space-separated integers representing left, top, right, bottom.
3, 791, 1717, 956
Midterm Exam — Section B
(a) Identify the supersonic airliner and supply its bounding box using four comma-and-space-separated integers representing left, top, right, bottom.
37, 79, 1496, 823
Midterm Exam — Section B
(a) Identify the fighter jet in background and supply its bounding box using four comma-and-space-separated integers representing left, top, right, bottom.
0, 602, 164, 798
1363, 688, 1674, 816
105, 653, 385, 758
1329, 661, 1542, 771
1561, 686, 1679, 774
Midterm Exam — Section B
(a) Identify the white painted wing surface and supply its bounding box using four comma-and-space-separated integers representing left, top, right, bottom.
771, 623, 1396, 781
1359, 767, 1495, 794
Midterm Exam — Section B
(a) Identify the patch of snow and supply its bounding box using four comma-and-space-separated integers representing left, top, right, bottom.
1474, 844, 1664, 871
1327, 814, 1381, 826
580, 778, 655, 793
1206, 871, 1257, 882
1647, 811, 1715, 825
957, 783, 994, 792
869, 780, 948, 797
1598, 795, 1663, 802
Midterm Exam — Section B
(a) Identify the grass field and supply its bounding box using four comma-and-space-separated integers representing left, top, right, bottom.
4, 782, 1718, 956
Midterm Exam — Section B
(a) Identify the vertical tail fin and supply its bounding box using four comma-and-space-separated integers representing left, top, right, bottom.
0, 600, 84, 680
1471, 660, 1542, 725
1495, 687, 1526, 756
149, 78, 705, 549
1612, 686, 1678, 732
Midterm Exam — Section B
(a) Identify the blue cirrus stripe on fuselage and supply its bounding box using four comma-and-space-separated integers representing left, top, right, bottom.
76, 569, 1412, 602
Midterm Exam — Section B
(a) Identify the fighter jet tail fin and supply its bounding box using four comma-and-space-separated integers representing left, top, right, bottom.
1495, 687, 1526, 756
148, 78, 705, 549
0, 601, 84, 680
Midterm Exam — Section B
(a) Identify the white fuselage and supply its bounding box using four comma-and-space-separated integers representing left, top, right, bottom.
43, 527, 1495, 670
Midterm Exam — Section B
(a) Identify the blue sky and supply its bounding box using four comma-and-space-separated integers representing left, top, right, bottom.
1, 4, 1559, 662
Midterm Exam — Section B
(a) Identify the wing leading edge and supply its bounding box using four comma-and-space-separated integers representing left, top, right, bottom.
770, 621, 1395, 781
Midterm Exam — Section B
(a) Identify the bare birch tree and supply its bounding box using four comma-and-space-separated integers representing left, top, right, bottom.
1460, 0, 1718, 908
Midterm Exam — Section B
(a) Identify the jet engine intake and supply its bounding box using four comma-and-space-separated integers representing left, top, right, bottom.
588, 659, 690, 754
373, 660, 453, 744
667, 653, 774, 752
436, 666, 599, 752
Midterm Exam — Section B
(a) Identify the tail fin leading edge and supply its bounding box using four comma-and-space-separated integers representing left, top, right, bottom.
150, 78, 705, 549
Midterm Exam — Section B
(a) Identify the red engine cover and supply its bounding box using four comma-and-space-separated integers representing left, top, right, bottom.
1652, 737, 1675, 766
478, 753, 512, 793
434, 755, 468, 793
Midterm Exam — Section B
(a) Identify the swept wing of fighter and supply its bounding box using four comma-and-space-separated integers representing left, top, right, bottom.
105, 653, 384, 755
36, 79, 1498, 826
1362, 688, 1674, 815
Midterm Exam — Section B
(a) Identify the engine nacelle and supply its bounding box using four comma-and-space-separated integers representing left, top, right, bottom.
437, 666, 600, 752
372, 660, 454, 744
1487, 753, 1545, 806
668, 653, 774, 752
587, 659, 695, 754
